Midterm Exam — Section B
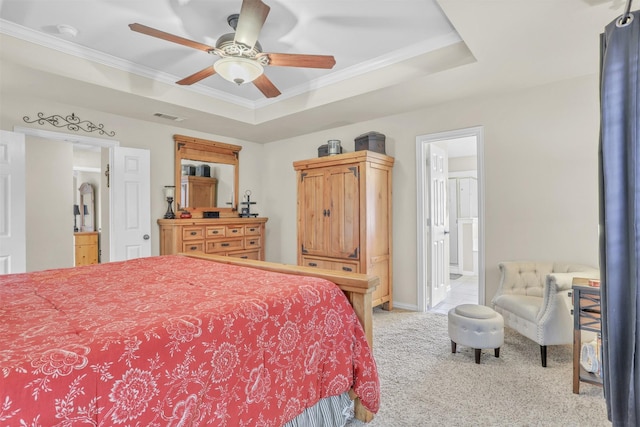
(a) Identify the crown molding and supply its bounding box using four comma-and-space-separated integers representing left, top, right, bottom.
1, 18, 461, 113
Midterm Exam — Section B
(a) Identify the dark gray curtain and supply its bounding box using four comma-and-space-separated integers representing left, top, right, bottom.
599, 8, 640, 427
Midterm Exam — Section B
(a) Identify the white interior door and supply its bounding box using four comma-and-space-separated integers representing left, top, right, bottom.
448, 178, 459, 269
428, 144, 450, 307
110, 147, 151, 261
0, 130, 26, 274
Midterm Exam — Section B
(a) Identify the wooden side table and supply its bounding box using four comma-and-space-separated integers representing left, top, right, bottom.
74, 232, 99, 266
571, 281, 603, 394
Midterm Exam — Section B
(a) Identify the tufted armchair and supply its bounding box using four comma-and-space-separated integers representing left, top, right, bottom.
491, 261, 599, 367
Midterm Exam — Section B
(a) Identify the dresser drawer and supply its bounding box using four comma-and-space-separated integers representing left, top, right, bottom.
206, 226, 226, 238
227, 249, 261, 260
332, 261, 359, 273
182, 241, 205, 252
301, 257, 332, 269
206, 238, 244, 253
183, 227, 205, 240
245, 225, 261, 235
75, 234, 96, 246
245, 236, 261, 249
226, 226, 244, 237
301, 256, 359, 273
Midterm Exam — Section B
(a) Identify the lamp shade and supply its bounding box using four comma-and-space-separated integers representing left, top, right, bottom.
73, 204, 81, 216
214, 57, 263, 85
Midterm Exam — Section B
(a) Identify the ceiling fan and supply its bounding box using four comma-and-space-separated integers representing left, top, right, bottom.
129, 0, 336, 98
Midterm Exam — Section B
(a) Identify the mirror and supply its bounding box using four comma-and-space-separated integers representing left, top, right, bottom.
174, 134, 241, 217
78, 182, 95, 231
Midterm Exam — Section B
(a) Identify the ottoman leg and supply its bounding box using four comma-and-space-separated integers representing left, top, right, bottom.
495, 347, 500, 358
474, 349, 481, 364
451, 340, 457, 353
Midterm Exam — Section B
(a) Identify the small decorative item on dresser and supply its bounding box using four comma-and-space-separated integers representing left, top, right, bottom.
164, 186, 176, 219
354, 131, 386, 154
180, 210, 192, 219
239, 190, 258, 217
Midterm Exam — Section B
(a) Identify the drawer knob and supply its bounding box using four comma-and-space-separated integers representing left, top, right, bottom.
308, 262, 317, 267
190, 231, 197, 236
232, 229, 238, 233
342, 267, 353, 272
221, 243, 230, 247
213, 230, 219, 234
249, 228, 256, 231
190, 246, 197, 250
241, 256, 248, 259
249, 241, 256, 245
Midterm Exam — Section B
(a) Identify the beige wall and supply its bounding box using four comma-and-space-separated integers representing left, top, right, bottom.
261, 74, 600, 309
3, 74, 600, 309
25, 136, 74, 271
450, 156, 477, 173
2, 94, 265, 263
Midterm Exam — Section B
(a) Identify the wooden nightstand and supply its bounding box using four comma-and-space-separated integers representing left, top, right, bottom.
74, 232, 99, 266
571, 280, 602, 394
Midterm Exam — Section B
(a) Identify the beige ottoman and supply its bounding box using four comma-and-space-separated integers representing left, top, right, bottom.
448, 304, 504, 364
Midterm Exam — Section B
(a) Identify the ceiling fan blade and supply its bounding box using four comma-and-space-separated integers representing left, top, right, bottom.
176, 66, 216, 85
253, 74, 281, 98
129, 23, 214, 52
234, 0, 270, 49
260, 53, 336, 69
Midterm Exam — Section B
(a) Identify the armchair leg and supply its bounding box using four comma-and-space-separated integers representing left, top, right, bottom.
540, 345, 547, 367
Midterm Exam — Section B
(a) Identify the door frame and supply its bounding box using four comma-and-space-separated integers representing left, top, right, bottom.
12, 126, 119, 262
416, 126, 485, 312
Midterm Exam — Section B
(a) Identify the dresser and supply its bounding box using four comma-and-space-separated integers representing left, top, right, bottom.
293, 151, 394, 309
158, 218, 267, 260
74, 232, 99, 266
571, 282, 602, 394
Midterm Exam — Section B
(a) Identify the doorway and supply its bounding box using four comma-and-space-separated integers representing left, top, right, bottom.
416, 126, 485, 312
12, 126, 118, 270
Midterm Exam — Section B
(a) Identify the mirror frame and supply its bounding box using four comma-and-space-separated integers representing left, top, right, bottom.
174, 134, 241, 217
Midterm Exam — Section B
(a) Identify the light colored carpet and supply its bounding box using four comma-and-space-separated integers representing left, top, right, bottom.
346, 308, 610, 426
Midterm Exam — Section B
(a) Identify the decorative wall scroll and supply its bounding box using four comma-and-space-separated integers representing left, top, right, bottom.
23, 112, 116, 137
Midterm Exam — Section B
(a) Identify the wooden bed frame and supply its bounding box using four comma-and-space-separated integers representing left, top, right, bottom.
184, 253, 379, 422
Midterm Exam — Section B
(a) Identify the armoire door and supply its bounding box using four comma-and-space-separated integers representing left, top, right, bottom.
326, 165, 360, 259
298, 169, 327, 256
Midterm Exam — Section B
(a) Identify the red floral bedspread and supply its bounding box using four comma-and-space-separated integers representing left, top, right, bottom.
0, 255, 379, 426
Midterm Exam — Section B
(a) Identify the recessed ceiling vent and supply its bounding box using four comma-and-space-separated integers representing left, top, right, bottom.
153, 112, 185, 122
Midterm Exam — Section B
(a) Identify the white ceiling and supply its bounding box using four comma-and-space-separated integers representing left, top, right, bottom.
0, 0, 628, 143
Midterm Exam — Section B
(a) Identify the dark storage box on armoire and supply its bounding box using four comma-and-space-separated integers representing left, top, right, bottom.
354, 131, 386, 154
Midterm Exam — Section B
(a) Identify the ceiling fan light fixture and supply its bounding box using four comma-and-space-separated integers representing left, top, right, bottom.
214, 57, 263, 85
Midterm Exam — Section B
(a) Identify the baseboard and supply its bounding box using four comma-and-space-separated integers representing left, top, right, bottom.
388, 301, 419, 312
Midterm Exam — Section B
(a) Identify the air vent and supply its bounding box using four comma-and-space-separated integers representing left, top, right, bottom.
153, 112, 185, 122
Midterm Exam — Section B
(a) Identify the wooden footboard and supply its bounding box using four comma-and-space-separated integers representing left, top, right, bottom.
183, 253, 378, 422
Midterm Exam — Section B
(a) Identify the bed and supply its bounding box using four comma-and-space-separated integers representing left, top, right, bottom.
0, 254, 379, 426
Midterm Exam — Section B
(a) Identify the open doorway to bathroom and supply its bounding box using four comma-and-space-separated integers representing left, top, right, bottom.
416, 126, 484, 314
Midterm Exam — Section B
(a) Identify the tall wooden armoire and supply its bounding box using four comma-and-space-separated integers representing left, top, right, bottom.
293, 150, 394, 309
